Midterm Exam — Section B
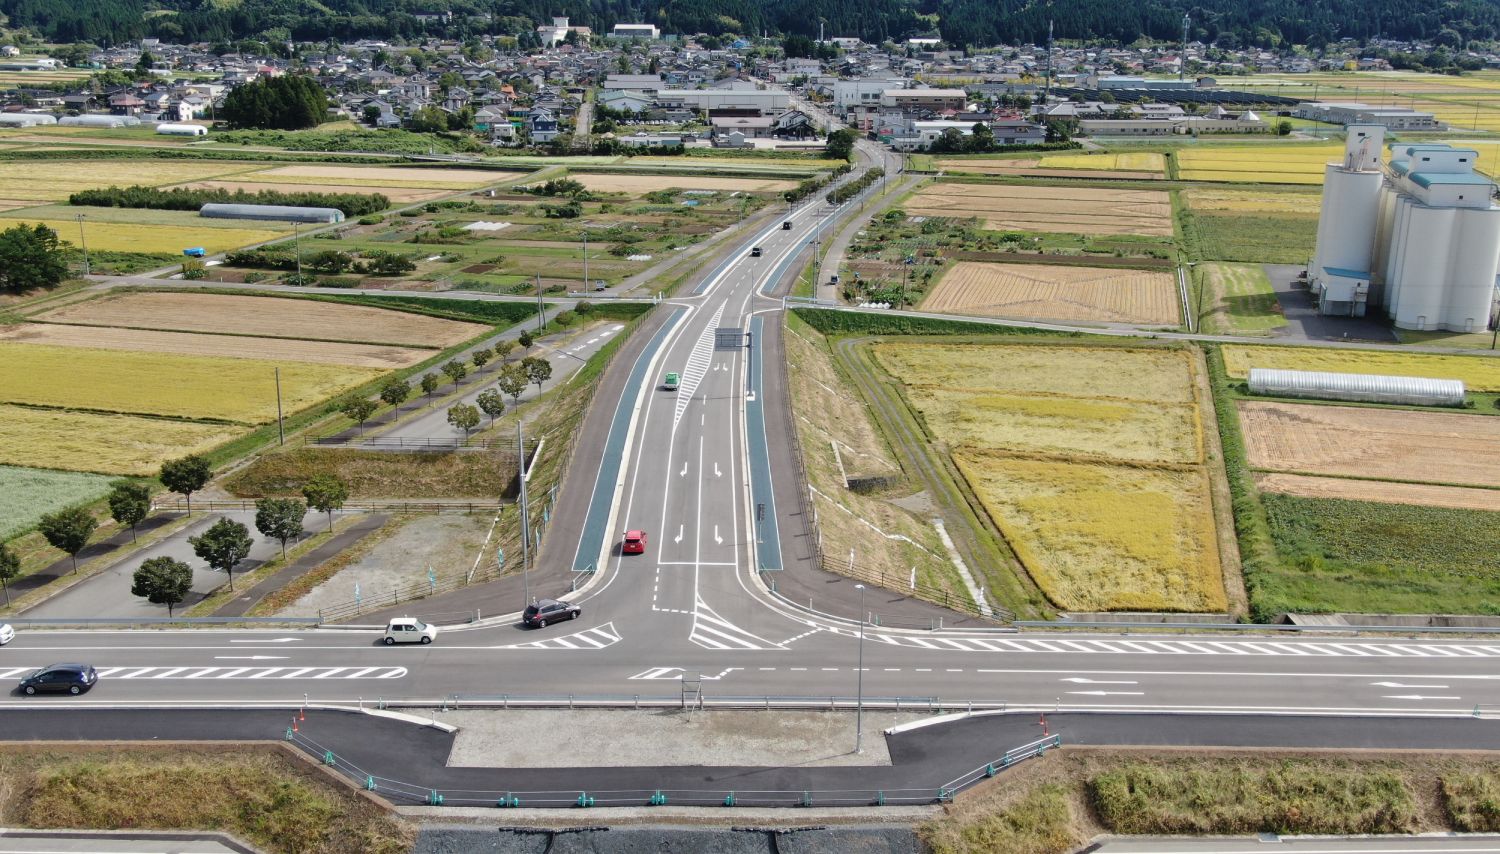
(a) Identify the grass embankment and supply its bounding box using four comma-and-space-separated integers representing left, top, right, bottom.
1198, 263, 1287, 336
1, 745, 411, 854
184, 518, 362, 617
921, 751, 1500, 854
224, 449, 515, 500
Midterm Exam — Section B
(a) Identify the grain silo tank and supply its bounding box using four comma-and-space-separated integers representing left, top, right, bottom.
1308, 125, 1385, 317
1248, 368, 1465, 406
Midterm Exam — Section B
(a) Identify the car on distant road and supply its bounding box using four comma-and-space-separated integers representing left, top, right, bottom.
523, 599, 580, 629
663, 372, 680, 391
18, 663, 96, 695
0, 623, 13, 646
750, 247, 762, 257
594, 279, 607, 291
782, 221, 792, 230
622, 530, 648, 554
383, 617, 437, 645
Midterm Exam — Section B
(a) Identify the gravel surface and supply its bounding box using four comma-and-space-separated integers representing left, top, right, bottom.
276, 513, 498, 617
441, 709, 925, 768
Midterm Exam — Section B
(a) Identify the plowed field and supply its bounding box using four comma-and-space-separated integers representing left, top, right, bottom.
905, 183, 1172, 236
1256, 473, 1500, 511
922, 261, 1179, 325
0, 323, 431, 368
1238, 401, 1500, 487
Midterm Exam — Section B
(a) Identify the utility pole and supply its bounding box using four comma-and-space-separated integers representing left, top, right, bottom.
1180, 13, 1190, 81
293, 222, 302, 279
518, 420, 531, 606
855, 583, 866, 753
1044, 20, 1054, 103
274, 367, 285, 446
535, 274, 544, 333
582, 230, 588, 291
75, 214, 90, 276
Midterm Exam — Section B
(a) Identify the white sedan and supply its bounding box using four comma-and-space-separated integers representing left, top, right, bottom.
0, 624, 14, 645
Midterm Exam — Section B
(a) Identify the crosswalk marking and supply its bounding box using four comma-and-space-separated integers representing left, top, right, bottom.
503, 622, 622, 651
0, 666, 408, 680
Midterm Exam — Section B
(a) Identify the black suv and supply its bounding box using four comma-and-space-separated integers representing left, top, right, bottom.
523, 599, 581, 629
19, 663, 97, 696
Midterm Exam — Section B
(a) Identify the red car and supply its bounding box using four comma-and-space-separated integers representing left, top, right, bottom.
622, 530, 648, 554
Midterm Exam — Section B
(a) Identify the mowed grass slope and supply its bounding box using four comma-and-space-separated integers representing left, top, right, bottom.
0, 342, 382, 423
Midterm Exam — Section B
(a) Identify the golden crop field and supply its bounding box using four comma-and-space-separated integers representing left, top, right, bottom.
1184, 188, 1323, 214
569, 173, 798, 195
0, 404, 238, 476
0, 342, 382, 424
1038, 152, 1166, 172
874, 342, 1225, 612
245, 164, 519, 189
956, 453, 1226, 612
905, 183, 1173, 236
0, 160, 262, 201
0, 324, 432, 369
1222, 344, 1500, 392
1221, 71, 1500, 133
38, 292, 487, 348
1239, 400, 1500, 488
1176, 143, 1344, 184
8, 218, 286, 253
922, 261, 1180, 325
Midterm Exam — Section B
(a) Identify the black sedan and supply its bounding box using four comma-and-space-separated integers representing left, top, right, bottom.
522, 599, 581, 629
19, 663, 97, 696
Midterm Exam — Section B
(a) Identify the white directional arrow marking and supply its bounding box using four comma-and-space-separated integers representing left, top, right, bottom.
229, 638, 301, 643
1373, 682, 1449, 689
1061, 677, 1138, 685
1066, 691, 1145, 696
1384, 694, 1462, 700
713, 462, 721, 477
674, 524, 684, 544
214, 655, 288, 660
679, 462, 688, 477
714, 525, 722, 545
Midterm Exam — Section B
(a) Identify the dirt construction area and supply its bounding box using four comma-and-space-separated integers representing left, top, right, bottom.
1256, 473, 1500, 511
922, 261, 1180, 325
1239, 401, 1500, 488
0, 323, 433, 368
904, 183, 1173, 236
37, 291, 486, 348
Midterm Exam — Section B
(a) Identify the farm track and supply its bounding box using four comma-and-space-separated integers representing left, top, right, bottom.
831, 336, 1043, 619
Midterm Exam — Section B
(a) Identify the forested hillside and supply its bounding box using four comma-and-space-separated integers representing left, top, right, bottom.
3, 0, 1497, 50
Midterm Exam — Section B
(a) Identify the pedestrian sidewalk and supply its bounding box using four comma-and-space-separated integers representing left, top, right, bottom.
817, 173, 926, 303
212, 514, 389, 618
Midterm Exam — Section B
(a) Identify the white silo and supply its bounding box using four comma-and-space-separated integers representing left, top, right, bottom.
1444, 206, 1500, 332
1308, 125, 1385, 316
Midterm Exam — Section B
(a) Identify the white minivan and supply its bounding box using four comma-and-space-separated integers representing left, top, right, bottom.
383, 617, 437, 645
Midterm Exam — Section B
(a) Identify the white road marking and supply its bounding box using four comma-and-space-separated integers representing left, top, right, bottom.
229, 638, 300, 643
1384, 694, 1462, 700
713, 462, 722, 477
679, 461, 688, 477
674, 524, 684, 544
1373, 681, 1449, 688
1068, 690, 1146, 696
864, 635, 1500, 658
70, 666, 410, 680
214, 655, 286, 660
714, 525, 722, 545
1061, 677, 1139, 684
690, 597, 784, 651
503, 623, 623, 651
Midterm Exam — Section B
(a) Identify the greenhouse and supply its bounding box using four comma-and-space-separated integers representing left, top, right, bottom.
199, 203, 345, 224
1248, 368, 1465, 407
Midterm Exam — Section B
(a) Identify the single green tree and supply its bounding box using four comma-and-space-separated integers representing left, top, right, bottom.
476, 388, 505, 422
302, 473, 349, 531
0, 223, 68, 293
574, 300, 594, 317
38, 506, 97, 574
420, 373, 440, 399
340, 397, 379, 434
159, 455, 212, 515
517, 329, 535, 349
493, 339, 517, 361
497, 362, 528, 403
107, 481, 151, 542
131, 556, 193, 617
447, 402, 481, 435
254, 497, 305, 558
441, 359, 468, 388
472, 346, 492, 370
522, 356, 553, 391
0, 542, 19, 606
189, 517, 253, 591
379, 377, 411, 413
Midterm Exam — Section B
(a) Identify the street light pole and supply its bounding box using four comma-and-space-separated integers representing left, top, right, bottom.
855, 583, 866, 754
518, 420, 531, 607
75, 214, 90, 276
293, 222, 302, 280
582, 230, 588, 292
535, 274, 544, 333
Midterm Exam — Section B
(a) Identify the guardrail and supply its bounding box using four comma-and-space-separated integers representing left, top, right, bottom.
151, 500, 505, 514
308, 436, 522, 450
283, 712, 1059, 808
5, 616, 320, 627
437, 693, 953, 711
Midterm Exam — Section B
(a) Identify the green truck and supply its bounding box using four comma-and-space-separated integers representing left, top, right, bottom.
663, 372, 680, 391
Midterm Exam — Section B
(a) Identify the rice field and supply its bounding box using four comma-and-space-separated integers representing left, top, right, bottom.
1175, 143, 1344, 184
956, 453, 1226, 612
1184, 188, 1323, 215
873, 342, 1226, 612
567, 173, 798, 195
37, 292, 487, 348
1222, 344, 1500, 392
922, 261, 1180, 325
4, 218, 288, 254
904, 183, 1173, 236
0, 465, 114, 539
0, 160, 261, 202
0, 324, 433, 369
0, 342, 382, 424
1220, 70, 1500, 133
0, 405, 239, 476
936, 154, 1166, 180
1038, 152, 1167, 172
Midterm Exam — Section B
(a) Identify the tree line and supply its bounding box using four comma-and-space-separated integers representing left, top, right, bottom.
220, 75, 329, 131
70, 185, 390, 217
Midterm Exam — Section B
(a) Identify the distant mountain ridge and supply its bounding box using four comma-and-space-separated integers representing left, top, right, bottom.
3, 0, 1495, 52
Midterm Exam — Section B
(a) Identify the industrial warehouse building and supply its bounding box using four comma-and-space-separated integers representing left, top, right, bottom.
199, 203, 344, 223
1308, 126, 1500, 332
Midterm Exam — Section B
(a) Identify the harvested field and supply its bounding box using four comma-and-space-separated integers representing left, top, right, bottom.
1185, 188, 1322, 214
37, 292, 487, 348
956, 453, 1226, 612
0, 323, 432, 369
1039, 152, 1167, 172
1238, 400, 1500, 488
6, 218, 285, 254
1256, 473, 1500, 512
905, 183, 1173, 236
246, 164, 518, 188
568, 173, 798, 195
170, 179, 446, 203
0, 160, 260, 202
873, 343, 1195, 405
1223, 344, 1500, 392
922, 261, 1179, 325
0, 404, 238, 475
0, 342, 382, 424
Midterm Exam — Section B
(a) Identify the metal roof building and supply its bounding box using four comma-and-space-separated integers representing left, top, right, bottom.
199, 203, 344, 224
1248, 368, 1465, 407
